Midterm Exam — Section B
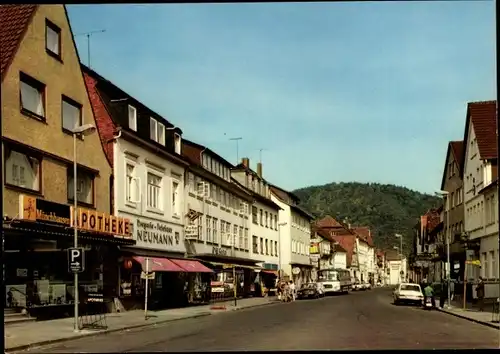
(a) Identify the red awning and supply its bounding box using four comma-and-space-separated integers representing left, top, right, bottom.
170, 259, 213, 273
261, 270, 278, 276
133, 256, 185, 272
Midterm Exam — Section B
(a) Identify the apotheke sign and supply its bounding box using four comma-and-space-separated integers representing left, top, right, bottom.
19, 195, 131, 238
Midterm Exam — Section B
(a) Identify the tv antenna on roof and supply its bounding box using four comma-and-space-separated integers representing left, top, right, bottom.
258, 148, 268, 163
229, 137, 243, 164
74, 29, 106, 69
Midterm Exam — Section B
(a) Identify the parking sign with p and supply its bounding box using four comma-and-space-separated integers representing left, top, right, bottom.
68, 247, 85, 273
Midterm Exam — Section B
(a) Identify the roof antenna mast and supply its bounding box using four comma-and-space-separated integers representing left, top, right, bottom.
229, 137, 243, 164
75, 29, 106, 69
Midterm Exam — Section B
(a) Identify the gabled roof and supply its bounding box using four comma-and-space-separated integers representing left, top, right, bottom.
331, 235, 356, 267
181, 139, 234, 168
440, 140, 464, 190
352, 226, 373, 247
231, 176, 281, 210
461, 101, 497, 173
269, 185, 301, 205
0, 4, 38, 81
316, 215, 343, 228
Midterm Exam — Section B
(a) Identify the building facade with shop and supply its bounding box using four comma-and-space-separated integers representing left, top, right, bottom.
1, 4, 132, 317
270, 185, 314, 287
181, 140, 261, 298
231, 158, 281, 276
461, 101, 498, 297
83, 66, 214, 311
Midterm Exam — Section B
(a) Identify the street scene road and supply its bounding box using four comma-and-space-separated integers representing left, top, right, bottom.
17, 289, 498, 352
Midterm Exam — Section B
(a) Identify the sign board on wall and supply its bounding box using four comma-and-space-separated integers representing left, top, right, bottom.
127, 215, 186, 253
19, 195, 132, 238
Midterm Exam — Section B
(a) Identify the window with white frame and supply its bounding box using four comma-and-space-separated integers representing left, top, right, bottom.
45, 19, 61, 57
126, 163, 139, 203
490, 251, 495, 279
210, 184, 216, 200
274, 241, 278, 257
244, 228, 249, 250
481, 252, 488, 278
260, 209, 263, 225
150, 118, 158, 141
128, 105, 137, 131
233, 225, 238, 248
225, 222, 231, 246
238, 226, 243, 249
220, 220, 226, 242
20, 73, 45, 118
172, 179, 180, 216
174, 133, 181, 154
213, 218, 218, 244
62, 96, 82, 132
67, 168, 94, 205
265, 211, 268, 227
252, 206, 258, 224
187, 173, 195, 193
158, 122, 165, 145
147, 172, 162, 210
265, 239, 269, 255
259, 237, 264, 254
5, 148, 41, 191
206, 216, 212, 243
252, 236, 258, 253
217, 188, 222, 203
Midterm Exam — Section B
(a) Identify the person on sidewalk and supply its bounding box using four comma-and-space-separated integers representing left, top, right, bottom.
289, 281, 296, 301
423, 283, 435, 309
450, 279, 455, 302
476, 277, 485, 312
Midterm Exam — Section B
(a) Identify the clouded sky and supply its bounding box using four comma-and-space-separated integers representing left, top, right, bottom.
67, 2, 496, 194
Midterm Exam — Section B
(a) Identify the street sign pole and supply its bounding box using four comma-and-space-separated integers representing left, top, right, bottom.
144, 257, 149, 320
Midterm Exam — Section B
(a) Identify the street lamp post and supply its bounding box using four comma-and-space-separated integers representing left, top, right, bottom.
395, 234, 403, 282
436, 190, 451, 309
278, 222, 287, 280
70, 124, 96, 332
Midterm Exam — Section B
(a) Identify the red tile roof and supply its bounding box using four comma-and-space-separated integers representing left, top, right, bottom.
0, 5, 37, 80
331, 235, 356, 267
450, 141, 464, 169
352, 226, 373, 247
466, 101, 497, 160
316, 215, 343, 228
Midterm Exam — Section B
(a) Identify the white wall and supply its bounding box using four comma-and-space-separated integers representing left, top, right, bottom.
333, 252, 347, 269
249, 200, 280, 266
290, 210, 312, 266
114, 138, 186, 254
463, 124, 491, 240
356, 239, 370, 282
271, 194, 292, 275
184, 170, 251, 259
387, 258, 408, 285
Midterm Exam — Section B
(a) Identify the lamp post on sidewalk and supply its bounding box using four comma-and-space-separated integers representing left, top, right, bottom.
435, 190, 451, 309
395, 234, 404, 282
70, 124, 96, 332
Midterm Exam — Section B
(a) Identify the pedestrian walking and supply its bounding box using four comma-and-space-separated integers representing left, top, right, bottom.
450, 279, 455, 302
423, 283, 435, 309
476, 277, 485, 312
290, 281, 296, 301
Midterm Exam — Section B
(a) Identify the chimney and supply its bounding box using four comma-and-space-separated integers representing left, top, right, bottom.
242, 157, 249, 168
257, 162, 263, 177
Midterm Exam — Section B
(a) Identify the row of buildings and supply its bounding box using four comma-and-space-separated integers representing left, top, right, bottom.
409, 100, 499, 301
1, 5, 390, 318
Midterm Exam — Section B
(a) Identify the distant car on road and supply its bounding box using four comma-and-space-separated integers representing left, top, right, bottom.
297, 283, 324, 300
393, 283, 424, 306
362, 282, 371, 290
352, 280, 362, 291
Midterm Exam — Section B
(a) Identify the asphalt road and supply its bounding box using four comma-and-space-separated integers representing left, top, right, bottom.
19, 288, 499, 352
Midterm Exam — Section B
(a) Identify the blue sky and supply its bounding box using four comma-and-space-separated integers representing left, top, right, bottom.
67, 2, 496, 195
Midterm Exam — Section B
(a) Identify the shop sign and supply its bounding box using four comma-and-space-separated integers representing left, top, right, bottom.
292, 267, 301, 275
310, 242, 320, 254
310, 254, 320, 263
212, 247, 228, 256
18, 195, 131, 238
133, 217, 183, 251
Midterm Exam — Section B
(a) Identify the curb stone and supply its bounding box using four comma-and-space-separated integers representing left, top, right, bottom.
5, 312, 211, 353
436, 308, 500, 330
228, 300, 280, 312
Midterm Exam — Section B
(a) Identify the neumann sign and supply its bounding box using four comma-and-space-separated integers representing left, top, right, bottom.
131, 217, 185, 252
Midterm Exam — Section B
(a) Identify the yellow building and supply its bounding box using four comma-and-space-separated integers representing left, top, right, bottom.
1, 5, 134, 319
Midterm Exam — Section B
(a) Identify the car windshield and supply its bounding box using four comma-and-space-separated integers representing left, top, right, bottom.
400, 285, 420, 292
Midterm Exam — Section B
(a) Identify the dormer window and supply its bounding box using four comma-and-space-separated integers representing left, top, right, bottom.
128, 105, 137, 131
158, 122, 165, 145
150, 118, 157, 141
174, 133, 181, 154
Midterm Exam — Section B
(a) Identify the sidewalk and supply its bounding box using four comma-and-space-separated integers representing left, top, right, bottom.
436, 302, 500, 330
5, 296, 278, 352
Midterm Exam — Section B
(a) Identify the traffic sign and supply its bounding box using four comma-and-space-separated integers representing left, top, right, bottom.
68, 247, 85, 273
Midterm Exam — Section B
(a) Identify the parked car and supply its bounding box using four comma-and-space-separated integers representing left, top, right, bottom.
393, 283, 424, 306
362, 282, 371, 290
297, 283, 323, 300
352, 280, 362, 291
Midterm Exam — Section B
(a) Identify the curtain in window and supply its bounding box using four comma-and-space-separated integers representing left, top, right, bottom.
62, 100, 79, 131
21, 82, 44, 116
46, 26, 59, 54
